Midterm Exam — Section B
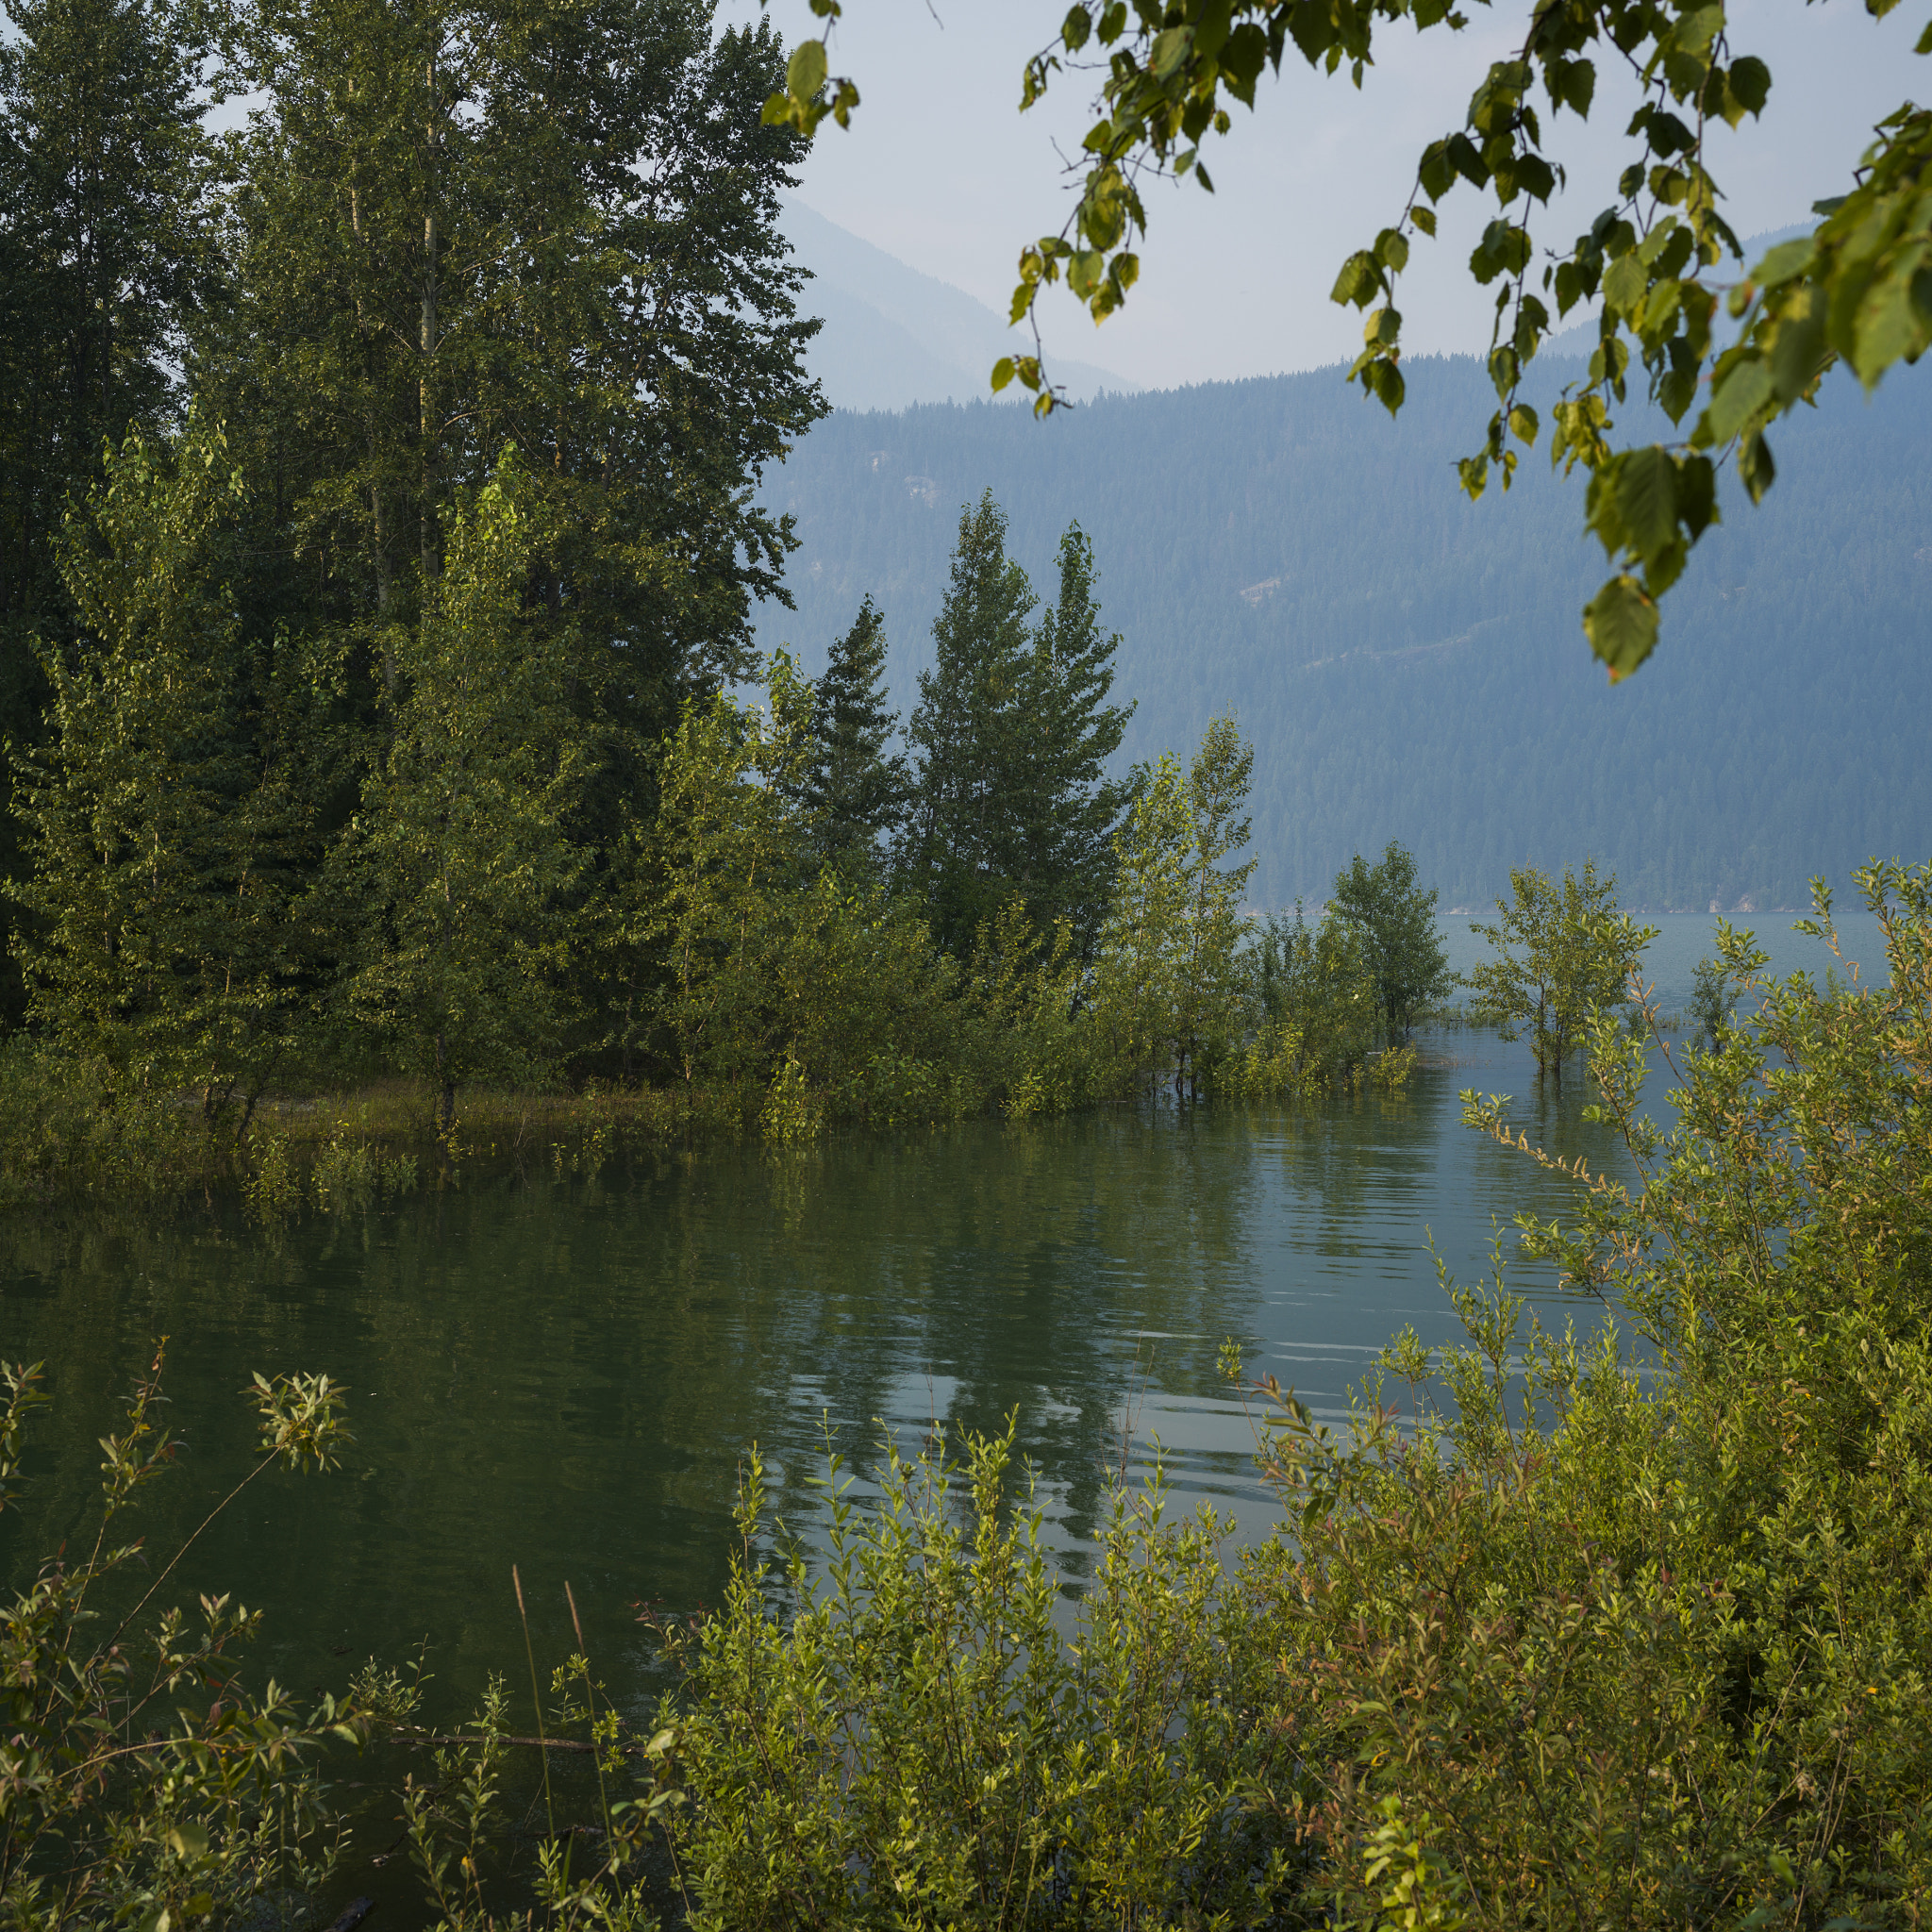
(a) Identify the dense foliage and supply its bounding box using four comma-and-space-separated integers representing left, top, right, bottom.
0, 0, 822, 1041
5, 355, 1409, 1187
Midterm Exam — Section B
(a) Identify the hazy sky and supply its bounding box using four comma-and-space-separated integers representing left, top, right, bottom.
724, 0, 1926, 389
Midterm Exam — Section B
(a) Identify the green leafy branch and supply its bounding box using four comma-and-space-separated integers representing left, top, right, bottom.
761, 0, 1931, 676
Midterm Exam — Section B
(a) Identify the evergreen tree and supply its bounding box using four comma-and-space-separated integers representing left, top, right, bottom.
904, 493, 1133, 957
902, 491, 1038, 954
1328, 841, 1449, 1041
1012, 522, 1135, 956
797, 595, 909, 867
8, 417, 336, 1124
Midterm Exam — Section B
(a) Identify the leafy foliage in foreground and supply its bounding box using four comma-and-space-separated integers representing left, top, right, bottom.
651, 858, 1932, 1926
0, 1353, 358, 1930
658, 1424, 1298, 1928
1288, 858, 1932, 1924
8, 863, 1929, 1926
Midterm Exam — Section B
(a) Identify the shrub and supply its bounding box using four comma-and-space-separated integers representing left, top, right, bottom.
1, 1352, 359, 1930
1250, 858, 1932, 1926
655, 1420, 1303, 1928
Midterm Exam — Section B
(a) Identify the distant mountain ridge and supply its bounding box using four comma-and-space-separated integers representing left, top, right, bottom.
781, 198, 1136, 412
755, 332, 1931, 913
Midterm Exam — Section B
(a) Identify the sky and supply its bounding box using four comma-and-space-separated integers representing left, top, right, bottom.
722, 0, 1928, 389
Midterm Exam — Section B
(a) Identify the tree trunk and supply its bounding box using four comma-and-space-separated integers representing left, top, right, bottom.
435, 1030, 456, 1144
419, 51, 441, 589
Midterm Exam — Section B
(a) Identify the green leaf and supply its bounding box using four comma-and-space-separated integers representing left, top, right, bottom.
1374, 227, 1409, 273
1728, 55, 1771, 115
1602, 251, 1647, 320
167, 1824, 210, 1860
1703, 355, 1775, 441
1410, 206, 1437, 238
991, 358, 1016, 391
786, 39, 827, 103
1583, 575, 1659, 682
1330, 250, 1377, 308
1752, 238, 1815, 286
1676, 453, 1718, 541
1769, 296, 1828, 400
1612, 446, 1679, 563
1068, 250, 1106, 300
1151, 25, 1191, 77
1851, 242, 1932, 385
1738, 426, 1776, 503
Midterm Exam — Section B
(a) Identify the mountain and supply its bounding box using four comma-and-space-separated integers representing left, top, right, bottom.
781, 199, 1136, 412
754, 342, 1932, 913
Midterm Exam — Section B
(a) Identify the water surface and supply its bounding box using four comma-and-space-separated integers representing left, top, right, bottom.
0, 907, 1889, 1910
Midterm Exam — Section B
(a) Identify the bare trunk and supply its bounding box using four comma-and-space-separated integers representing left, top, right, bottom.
350, 170, 396, 692
419, 52, 441, 588
434, 1030, 457, 1145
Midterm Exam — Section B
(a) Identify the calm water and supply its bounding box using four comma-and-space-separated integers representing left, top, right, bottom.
0, 909, 1889, 1913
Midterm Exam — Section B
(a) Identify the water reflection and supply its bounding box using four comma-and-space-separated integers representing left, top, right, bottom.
3, 1023, 1663, 1740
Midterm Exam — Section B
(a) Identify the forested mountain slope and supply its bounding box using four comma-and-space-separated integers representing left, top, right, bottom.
756, 350, 1931, 910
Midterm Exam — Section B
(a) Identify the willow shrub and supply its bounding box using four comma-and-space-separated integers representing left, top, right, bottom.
0, 1041, 210, 1208
0, 1352, 360, 1929
1254, 858, 1932, 1927
657, 860, 1932, 1930
655, 1420, 1304, 1929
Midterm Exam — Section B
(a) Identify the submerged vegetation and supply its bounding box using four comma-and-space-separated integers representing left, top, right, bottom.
6, 862, 1929, 1928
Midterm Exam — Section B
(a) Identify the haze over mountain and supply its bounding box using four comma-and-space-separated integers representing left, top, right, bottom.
758, 235, 1930, 914
781, 198, 1136, 411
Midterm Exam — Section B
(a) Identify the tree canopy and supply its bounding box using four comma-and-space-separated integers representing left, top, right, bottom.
764, 0, 1930, 681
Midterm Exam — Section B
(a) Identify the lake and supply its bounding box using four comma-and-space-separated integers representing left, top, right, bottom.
0, 907, 1889, 1912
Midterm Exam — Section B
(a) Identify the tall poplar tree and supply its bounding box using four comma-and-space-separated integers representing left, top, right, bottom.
1089, 716, 1256, 1103
0, 0, 215, 1026
341, 453, 589, 1137
0, 0, 209, 634
200, 0, 822, 717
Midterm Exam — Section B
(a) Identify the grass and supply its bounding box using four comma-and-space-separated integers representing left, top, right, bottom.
0, 1038, 740, 1216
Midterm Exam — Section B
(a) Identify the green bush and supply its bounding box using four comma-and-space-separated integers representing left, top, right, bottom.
655, 1420, 1302, 1928
1249, 858, 1932, 1926
1, 1353, 359, 1930
17, 862, 1928, 1930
